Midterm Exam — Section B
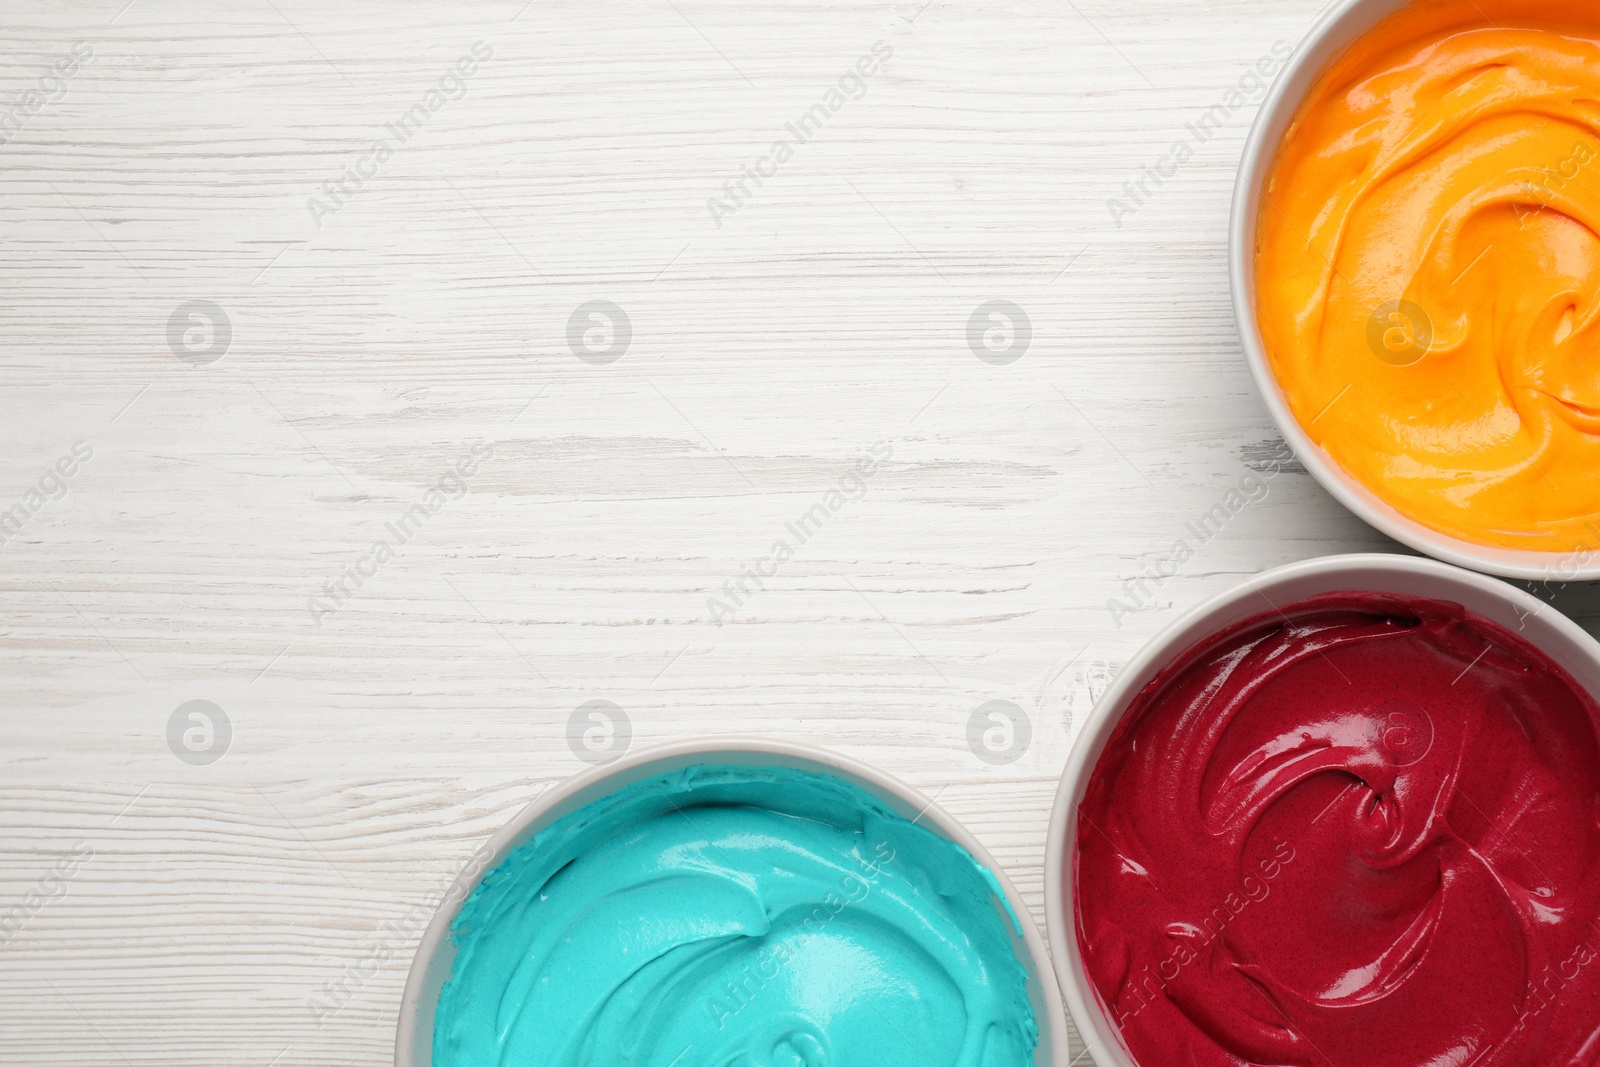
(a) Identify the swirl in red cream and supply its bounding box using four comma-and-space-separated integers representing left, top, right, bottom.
1075, 593, 1600, 1066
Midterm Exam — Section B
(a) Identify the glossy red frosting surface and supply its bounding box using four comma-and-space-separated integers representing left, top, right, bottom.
1075, 593, 1600, 1066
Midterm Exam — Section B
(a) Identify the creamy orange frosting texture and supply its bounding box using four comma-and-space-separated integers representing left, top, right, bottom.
1256, 0, 1600, 552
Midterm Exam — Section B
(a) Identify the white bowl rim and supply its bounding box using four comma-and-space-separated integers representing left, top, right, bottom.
1042, 551, 1600, 1067
396, 735, 1071, 1067
1228, 0, 1600, 583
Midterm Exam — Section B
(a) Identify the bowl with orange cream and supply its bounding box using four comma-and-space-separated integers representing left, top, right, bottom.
1233, 0, 1600, 580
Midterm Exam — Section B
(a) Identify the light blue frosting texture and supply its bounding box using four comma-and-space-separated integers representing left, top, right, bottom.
432, 762, 1039, 1067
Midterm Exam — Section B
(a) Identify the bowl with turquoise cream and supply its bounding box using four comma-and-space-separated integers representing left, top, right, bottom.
396, 737, 1069, 1067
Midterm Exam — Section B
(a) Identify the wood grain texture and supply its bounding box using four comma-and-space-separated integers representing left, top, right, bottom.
4, 0, 1600, 1064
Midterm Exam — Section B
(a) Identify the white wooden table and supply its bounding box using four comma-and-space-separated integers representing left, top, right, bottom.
5, 1, 1598, 1063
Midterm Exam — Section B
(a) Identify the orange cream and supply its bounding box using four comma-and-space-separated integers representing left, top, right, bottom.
1256, 0, 1600, 552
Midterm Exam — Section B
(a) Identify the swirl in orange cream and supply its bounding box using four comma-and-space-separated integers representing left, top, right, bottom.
1256, 0, 1600, 552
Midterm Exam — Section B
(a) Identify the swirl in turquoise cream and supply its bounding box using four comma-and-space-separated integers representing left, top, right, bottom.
432, 763, 1039, 1067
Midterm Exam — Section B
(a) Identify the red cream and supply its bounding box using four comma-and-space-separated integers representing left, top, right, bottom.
1075, 593, 1600, 1067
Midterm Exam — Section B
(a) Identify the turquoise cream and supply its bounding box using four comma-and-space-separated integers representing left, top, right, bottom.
432, 763, 1039, 1067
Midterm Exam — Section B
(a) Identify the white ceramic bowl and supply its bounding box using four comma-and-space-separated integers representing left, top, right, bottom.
398, 737, 1071, 1067
1044, 552, 1600, 1067
1229, 0, 1600, 583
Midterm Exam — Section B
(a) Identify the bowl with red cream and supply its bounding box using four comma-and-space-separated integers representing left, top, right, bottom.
1045, 553, 1600, 1067
1233, 0, 1600, 579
